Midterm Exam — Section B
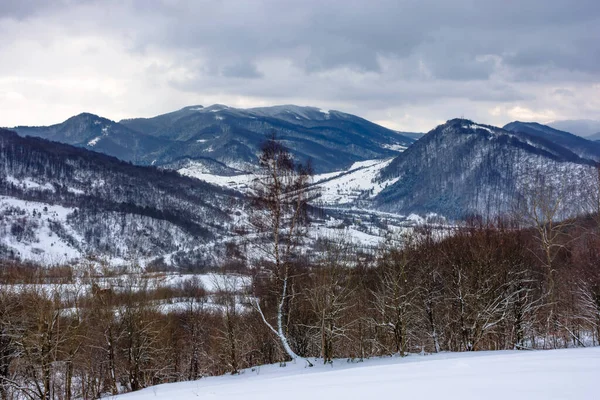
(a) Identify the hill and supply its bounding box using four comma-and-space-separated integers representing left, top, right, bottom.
0, 128, 239, 267
375, 119, 596, 218
116, 348, 600, 400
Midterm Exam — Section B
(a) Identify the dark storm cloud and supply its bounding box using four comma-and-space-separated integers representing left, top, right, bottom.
116, 0, 600, 76
1, 0, 599, 130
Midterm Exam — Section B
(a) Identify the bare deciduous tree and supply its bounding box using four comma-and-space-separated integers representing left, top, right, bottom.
249, 132, 315, 366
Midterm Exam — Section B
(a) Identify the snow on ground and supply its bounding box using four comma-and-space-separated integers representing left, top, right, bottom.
314, 159, 398, 205
117, 348, 600, 400
178, 166, 255, 192
1, 273, 251, 298
6, 176, 55, 192
382, 143, 408, 151
0, 196, 83, 264
178, 158, 399, 206
311, 225, 383, 247
464, 123, 495, 134
155, 272, 251, 292
87, 136, 101, 146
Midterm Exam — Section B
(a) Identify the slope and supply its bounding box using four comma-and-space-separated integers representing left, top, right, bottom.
116, 348, 600, 400
548, 119, 600, 138
119, 104, 415, 172
375, 119, 596, 219
12, 113, 169, 165
0, 128, 239, 266
503, 121, 600, 162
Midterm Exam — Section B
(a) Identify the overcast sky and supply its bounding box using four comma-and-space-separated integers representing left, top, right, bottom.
1, 0, 599, 132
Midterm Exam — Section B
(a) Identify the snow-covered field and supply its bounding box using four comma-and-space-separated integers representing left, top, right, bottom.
117, 348, 600, 400
313, 159, 398, 205
0, 196, 84, 263
178, 158, 399, 206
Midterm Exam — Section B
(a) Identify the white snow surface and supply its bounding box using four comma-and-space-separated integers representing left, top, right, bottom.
464, 123, 495, 134
179, 158, 399, 206
117, 348, 600, 400
88, 136, 101, 146
6, 176, 55, 192
382, 143, 408, 151
314, 159, 398, 205
0, 196, 83, 263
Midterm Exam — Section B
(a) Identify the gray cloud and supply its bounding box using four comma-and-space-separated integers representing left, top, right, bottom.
0, 0, 599, 131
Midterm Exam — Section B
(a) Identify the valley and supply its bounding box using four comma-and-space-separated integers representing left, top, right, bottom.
1, 106, 600, 400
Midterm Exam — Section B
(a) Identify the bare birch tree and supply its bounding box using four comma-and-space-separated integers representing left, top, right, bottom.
249, 132, 315, 366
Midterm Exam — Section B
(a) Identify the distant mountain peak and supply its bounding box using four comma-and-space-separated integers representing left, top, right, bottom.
13, 104, 416, 173
375, 118, 596, 218
503, 120, 600, 162
67, 112, 107, 122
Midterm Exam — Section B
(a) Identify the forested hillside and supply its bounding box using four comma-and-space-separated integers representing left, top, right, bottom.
0, 128, 240, 266
375, 119, 597, 218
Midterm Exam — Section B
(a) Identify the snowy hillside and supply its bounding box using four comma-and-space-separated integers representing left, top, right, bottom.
313, 159, 398, 205
117, 348, 600, 400
179, 158, 400, 206
0, 196, 83, 263
376, 118, 598, 218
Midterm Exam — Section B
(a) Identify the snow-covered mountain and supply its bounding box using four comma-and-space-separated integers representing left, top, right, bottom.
503, 121, 600, 162
178, 118, 598, 220
12, 113, 170, 164
375, 119, 597, 219
11, 105, 415, 173
3, 114, 598, 265
0, 128, 241, 267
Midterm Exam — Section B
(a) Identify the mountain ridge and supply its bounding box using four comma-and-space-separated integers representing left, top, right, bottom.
503, 121, 600, 162
374, 119, 596, 218
11, 105, 415, 173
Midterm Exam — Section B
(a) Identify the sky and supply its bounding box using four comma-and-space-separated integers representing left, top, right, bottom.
1, 0, 599, 132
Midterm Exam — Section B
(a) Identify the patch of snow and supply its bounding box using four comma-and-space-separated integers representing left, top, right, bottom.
383, 143, 408, 152
66, 187, 85, 195
406, 213, 425, 224
87, 136, 102, 146
178, 166, 254, 192
157, 273, 251, 293
314, 159, 398, 205
115, 348, 600, 400
6, 176, 55, 192
464, 124, 495, 134
0, 196, 82, 264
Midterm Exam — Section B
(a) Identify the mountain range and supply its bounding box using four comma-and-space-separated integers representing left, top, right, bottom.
11, 105, 415, 173
503, 121, 600, 162
548, 119, 600, 140
374, 119, 596, 218
3, 105, 600, 266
